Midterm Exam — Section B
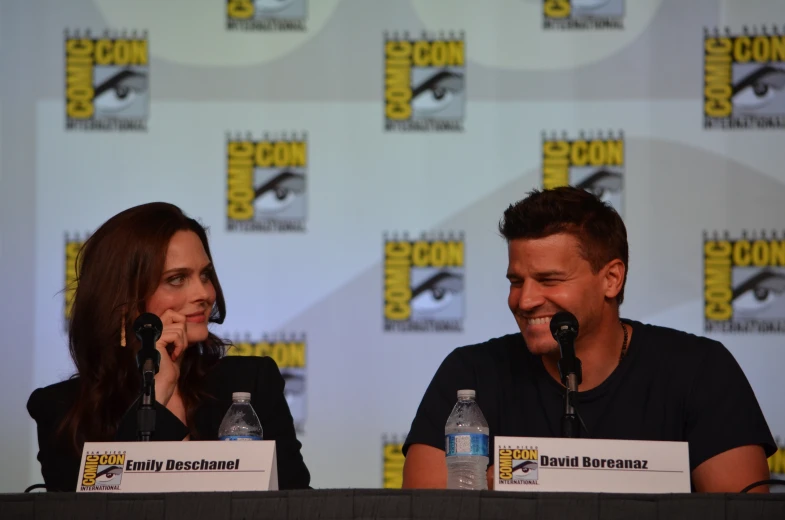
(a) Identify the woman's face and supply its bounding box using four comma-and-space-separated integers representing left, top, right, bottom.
145, 230, 216, 345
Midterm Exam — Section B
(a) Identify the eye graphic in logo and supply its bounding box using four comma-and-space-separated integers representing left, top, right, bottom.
94, 70, 148, 113
253, 171, 305, 214
411, 70, 465, 116
567, 0, 624, 19
575, 169, 623, 202
731, 269, 785, 317
282, 371, 305, 396
512, 460, 538, 475
411, 271, 464, 314
511, 459, 538, 481
95, 465, 123, 486
572, 0, 614, 9
731, 65, 785, 112
255, 0, 298, 13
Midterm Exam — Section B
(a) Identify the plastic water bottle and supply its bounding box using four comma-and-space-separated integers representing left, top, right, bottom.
445, 389, 489, 490
218, 392, 263, 440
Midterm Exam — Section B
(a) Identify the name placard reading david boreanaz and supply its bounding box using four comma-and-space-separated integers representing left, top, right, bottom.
494, 436, 690, 493
77, 440, 278, 492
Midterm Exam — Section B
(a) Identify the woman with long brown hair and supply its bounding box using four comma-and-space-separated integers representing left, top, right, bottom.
27, 202, 310, 491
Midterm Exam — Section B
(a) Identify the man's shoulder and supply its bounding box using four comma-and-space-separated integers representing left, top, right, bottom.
634, 320, 722, 346
631, 319, 730, 362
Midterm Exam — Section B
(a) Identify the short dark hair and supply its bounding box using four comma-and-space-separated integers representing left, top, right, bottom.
498, 186, 629, 304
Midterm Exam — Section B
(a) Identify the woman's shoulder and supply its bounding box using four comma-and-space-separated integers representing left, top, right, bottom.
214, 355, 281, 374
204, 356, 284, 399
208, 355, 283, 386
27, 378, 80, 420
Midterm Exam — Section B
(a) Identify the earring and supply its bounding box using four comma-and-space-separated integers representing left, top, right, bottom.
120, 315, 127, 347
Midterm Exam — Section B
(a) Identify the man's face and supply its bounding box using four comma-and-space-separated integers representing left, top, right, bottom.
506, 233, 611, 355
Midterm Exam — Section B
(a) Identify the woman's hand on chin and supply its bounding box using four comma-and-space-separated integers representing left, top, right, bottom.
152, 309, 190, 406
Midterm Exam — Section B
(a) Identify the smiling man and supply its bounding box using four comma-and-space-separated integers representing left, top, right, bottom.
401, 187, 775, 493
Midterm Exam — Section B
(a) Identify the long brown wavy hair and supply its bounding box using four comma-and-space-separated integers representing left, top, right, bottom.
60, 202, 228, 452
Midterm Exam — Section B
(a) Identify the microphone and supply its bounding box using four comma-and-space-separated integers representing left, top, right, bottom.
133, 313, 163, 375
132, 312, 163, 442
550, 311, 582, 438
550, 311, 581, 386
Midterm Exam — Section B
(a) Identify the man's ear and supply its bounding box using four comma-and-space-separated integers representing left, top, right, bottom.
603, 259, 626, 300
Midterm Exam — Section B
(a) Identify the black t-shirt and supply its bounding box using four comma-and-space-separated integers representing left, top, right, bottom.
403, 319, 776, 473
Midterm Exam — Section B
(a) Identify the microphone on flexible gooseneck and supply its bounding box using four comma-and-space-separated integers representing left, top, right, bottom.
550, 311, 582, 387
132, 312, 163, 441
133, 312, 163, 376
550, 311, 582, 438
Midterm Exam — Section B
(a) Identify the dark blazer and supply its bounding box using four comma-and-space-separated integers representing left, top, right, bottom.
27, 356, 310, 491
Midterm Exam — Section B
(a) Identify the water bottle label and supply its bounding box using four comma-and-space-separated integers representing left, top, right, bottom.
445, 433, 489, 457
219, 435, 261, 441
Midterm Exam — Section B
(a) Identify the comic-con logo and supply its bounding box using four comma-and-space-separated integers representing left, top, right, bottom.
704, 26, 785, 129
704, 231, 785, 333
543, 0, 624, 30
227, 334, 307, 433
226, 132, 307, 232
382, 435, 405, 489
384, 31, 466, 132
226, 0, 307, 31
383, 232, 465, 332
80, 451, 126, 491
498, 446, 539, 485
542, 130, 624, 216
64, 234, 86, 332
64, 29, 149, 131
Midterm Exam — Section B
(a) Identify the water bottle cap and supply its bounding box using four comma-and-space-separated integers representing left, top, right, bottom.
232, 392, 251, 401
457, 389, 475, 399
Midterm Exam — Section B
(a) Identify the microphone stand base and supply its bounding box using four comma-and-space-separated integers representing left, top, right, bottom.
561, 372, 581, 438
137, 372, 156, 442
561, 411, 581, 439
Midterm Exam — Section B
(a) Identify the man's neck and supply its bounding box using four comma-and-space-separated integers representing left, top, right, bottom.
542, 314, 630, 392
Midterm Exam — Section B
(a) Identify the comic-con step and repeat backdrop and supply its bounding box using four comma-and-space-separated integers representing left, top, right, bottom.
1, 0, 780, 490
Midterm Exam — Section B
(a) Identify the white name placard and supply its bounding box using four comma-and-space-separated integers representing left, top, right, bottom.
493, 436, 690, 493
76, 440, 277, 493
